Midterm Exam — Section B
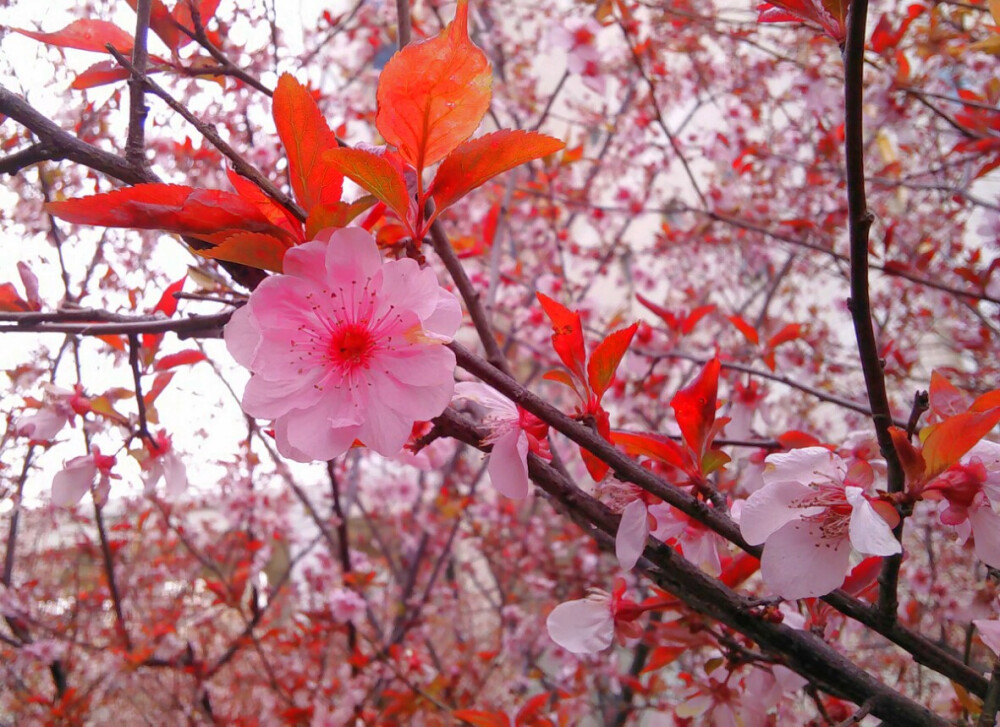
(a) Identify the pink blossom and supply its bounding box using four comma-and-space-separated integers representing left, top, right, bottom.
225, 228, 461, 462
13, 383, 90, 442
922, 441, 1000, 568
52, 447, 117, 507
739, 446, 900, 599
974, 619, 1000, 657
329, 588, 366, 624
453, 382, 550, 499
545, 579, 643, 654
141, 431, 187, 498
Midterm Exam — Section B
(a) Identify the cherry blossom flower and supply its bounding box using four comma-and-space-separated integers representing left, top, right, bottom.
739, 446, 900, 599
225, 227, 461, 462
141, 431, 187, 498
329, 588, 367, 624
13, 383, 90, 442
546, 579, 643, 654
453, 382, 550, 499
974, 618, 1000, 657
921, 441, 1000, 568
52, 447, 117, 507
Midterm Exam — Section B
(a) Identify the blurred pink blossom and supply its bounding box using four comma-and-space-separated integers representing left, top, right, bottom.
546, 579, 643, 654
52, 447, 117, 507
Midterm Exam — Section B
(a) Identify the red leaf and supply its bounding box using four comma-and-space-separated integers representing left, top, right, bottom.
375, 0, 492, 172
757, 0, 847, 42
587, 323, 638, 401
611, 430, 691, 472
154, 350, 207, 371
14, 19, 134, 54
144, 372, 175, 407
124, 0, 181, 50
0, 283, 32, 312
726, 314, 759, 345
928, 370, 968, 418
195, 232, 292, 273
681, 305, 715, 335
70, 61, 132, 90
765, 322, 802, 349
97, 334, 126, 352
972, 390, 1000, 413
776, 430, 823, 449
842, 556, 883, 597
323, 148, 414, 231
671, 358, 721, 465
273, 74, 344, 213
922, 408, 1000, 480
719, 552, 761, 589
305, 197, 378, 240
430, 130, 565, 213
226, 168, 303, 240
536, 293, 588, 386
45, 184, 295, 241
636, 293, 678, 329
452, 710, 511, 727
152, 276, 186, 318
171, 0, 222, 45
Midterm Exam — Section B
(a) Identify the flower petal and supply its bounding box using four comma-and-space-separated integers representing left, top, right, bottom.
546, 597, 614, 654
616, 499, 649, 571
324, 226, 383, 281
52, 457, 96, 507
739, 479, 814, 546
846, 487, 901, 556
223, 304, 260, 369
974, 619, 1000, 657
970, 504, 1000, 569
453, 382, 518, 420
487, 429, 530, 499
760, 520, 851, 599
762, 447, 843, 489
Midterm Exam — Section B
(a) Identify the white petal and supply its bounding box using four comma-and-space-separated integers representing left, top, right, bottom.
546, 597, 614, 654
762, 447, 843, 489
739, 480, 814, 546
453, 382, 518, 420
616, 499, 649, 572
760, 521, 851, 599
974, 619, 1000, 657
846, 487, 901, 556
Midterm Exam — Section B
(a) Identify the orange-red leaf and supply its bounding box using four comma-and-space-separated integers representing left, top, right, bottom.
375, 0, 492, 171
671, 358, 721, 464
0, 283, 32, 312
171, 0, 222, 46
45, 184, 294, 241
125, 0, 180, 50
14, 19, 134, 54
273, 74, 344, 212
611, 430, 690, 471
71, 61, 132, 90
766, 322, 802, 349
305, 197, 378, 239
726, 314, 759, 345
923, 408, 1000, 480
154, 350, 207, 371
587, 323, 638, 400
431, 130, 564, 213
195, 232, 291, 273
226, 168, 303, 240
152, 276, 186, 318
928, 370, 967, 418
681, 305, 715, 335
323, 148, 413, 229
452, 710, 511, 727
888, 426, 925, 487
536, 293, 587, 386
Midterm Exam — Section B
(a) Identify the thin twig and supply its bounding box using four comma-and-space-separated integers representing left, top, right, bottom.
125, 0, 152, 169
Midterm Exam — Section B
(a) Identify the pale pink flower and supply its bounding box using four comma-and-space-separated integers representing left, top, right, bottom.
453, 382, 550, 499
52, 447, 117, 507
12, 383, 90, 442
141, 431, 187, 498
922, 440, 1000, 568
225, 228, 461, 462
546, 579, 643, 654
329, 588, 366, 624
975, 618, 1000, 657
740, 446, 900, 599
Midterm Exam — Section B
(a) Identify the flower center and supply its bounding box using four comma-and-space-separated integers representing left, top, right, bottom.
328, 323, 376, 370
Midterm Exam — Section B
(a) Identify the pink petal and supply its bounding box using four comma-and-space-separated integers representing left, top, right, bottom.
760, 521, 851, 599
382, 344, 456, 388
278, 398, 362, 462
52, 457, 96, 507
371, 368, 454, 421
616, 499, 649, 571
739, 479, 814, 545
422, 289, 462, 339
546, 596, 614, 654
14, 409, 69, 441
242, 368, 325, 419
488, 429, 530, 499
846, 487, 901, 556
223, 304, 260, 368
323, 226, 383, 281
281, 240, 328, 286
376, 259, 441, 322
974, 619, 1000, 657
970, 504, 1000, 569
163, 452, 187, 498
453, 382, 518, 420
356, 403, 415, 457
